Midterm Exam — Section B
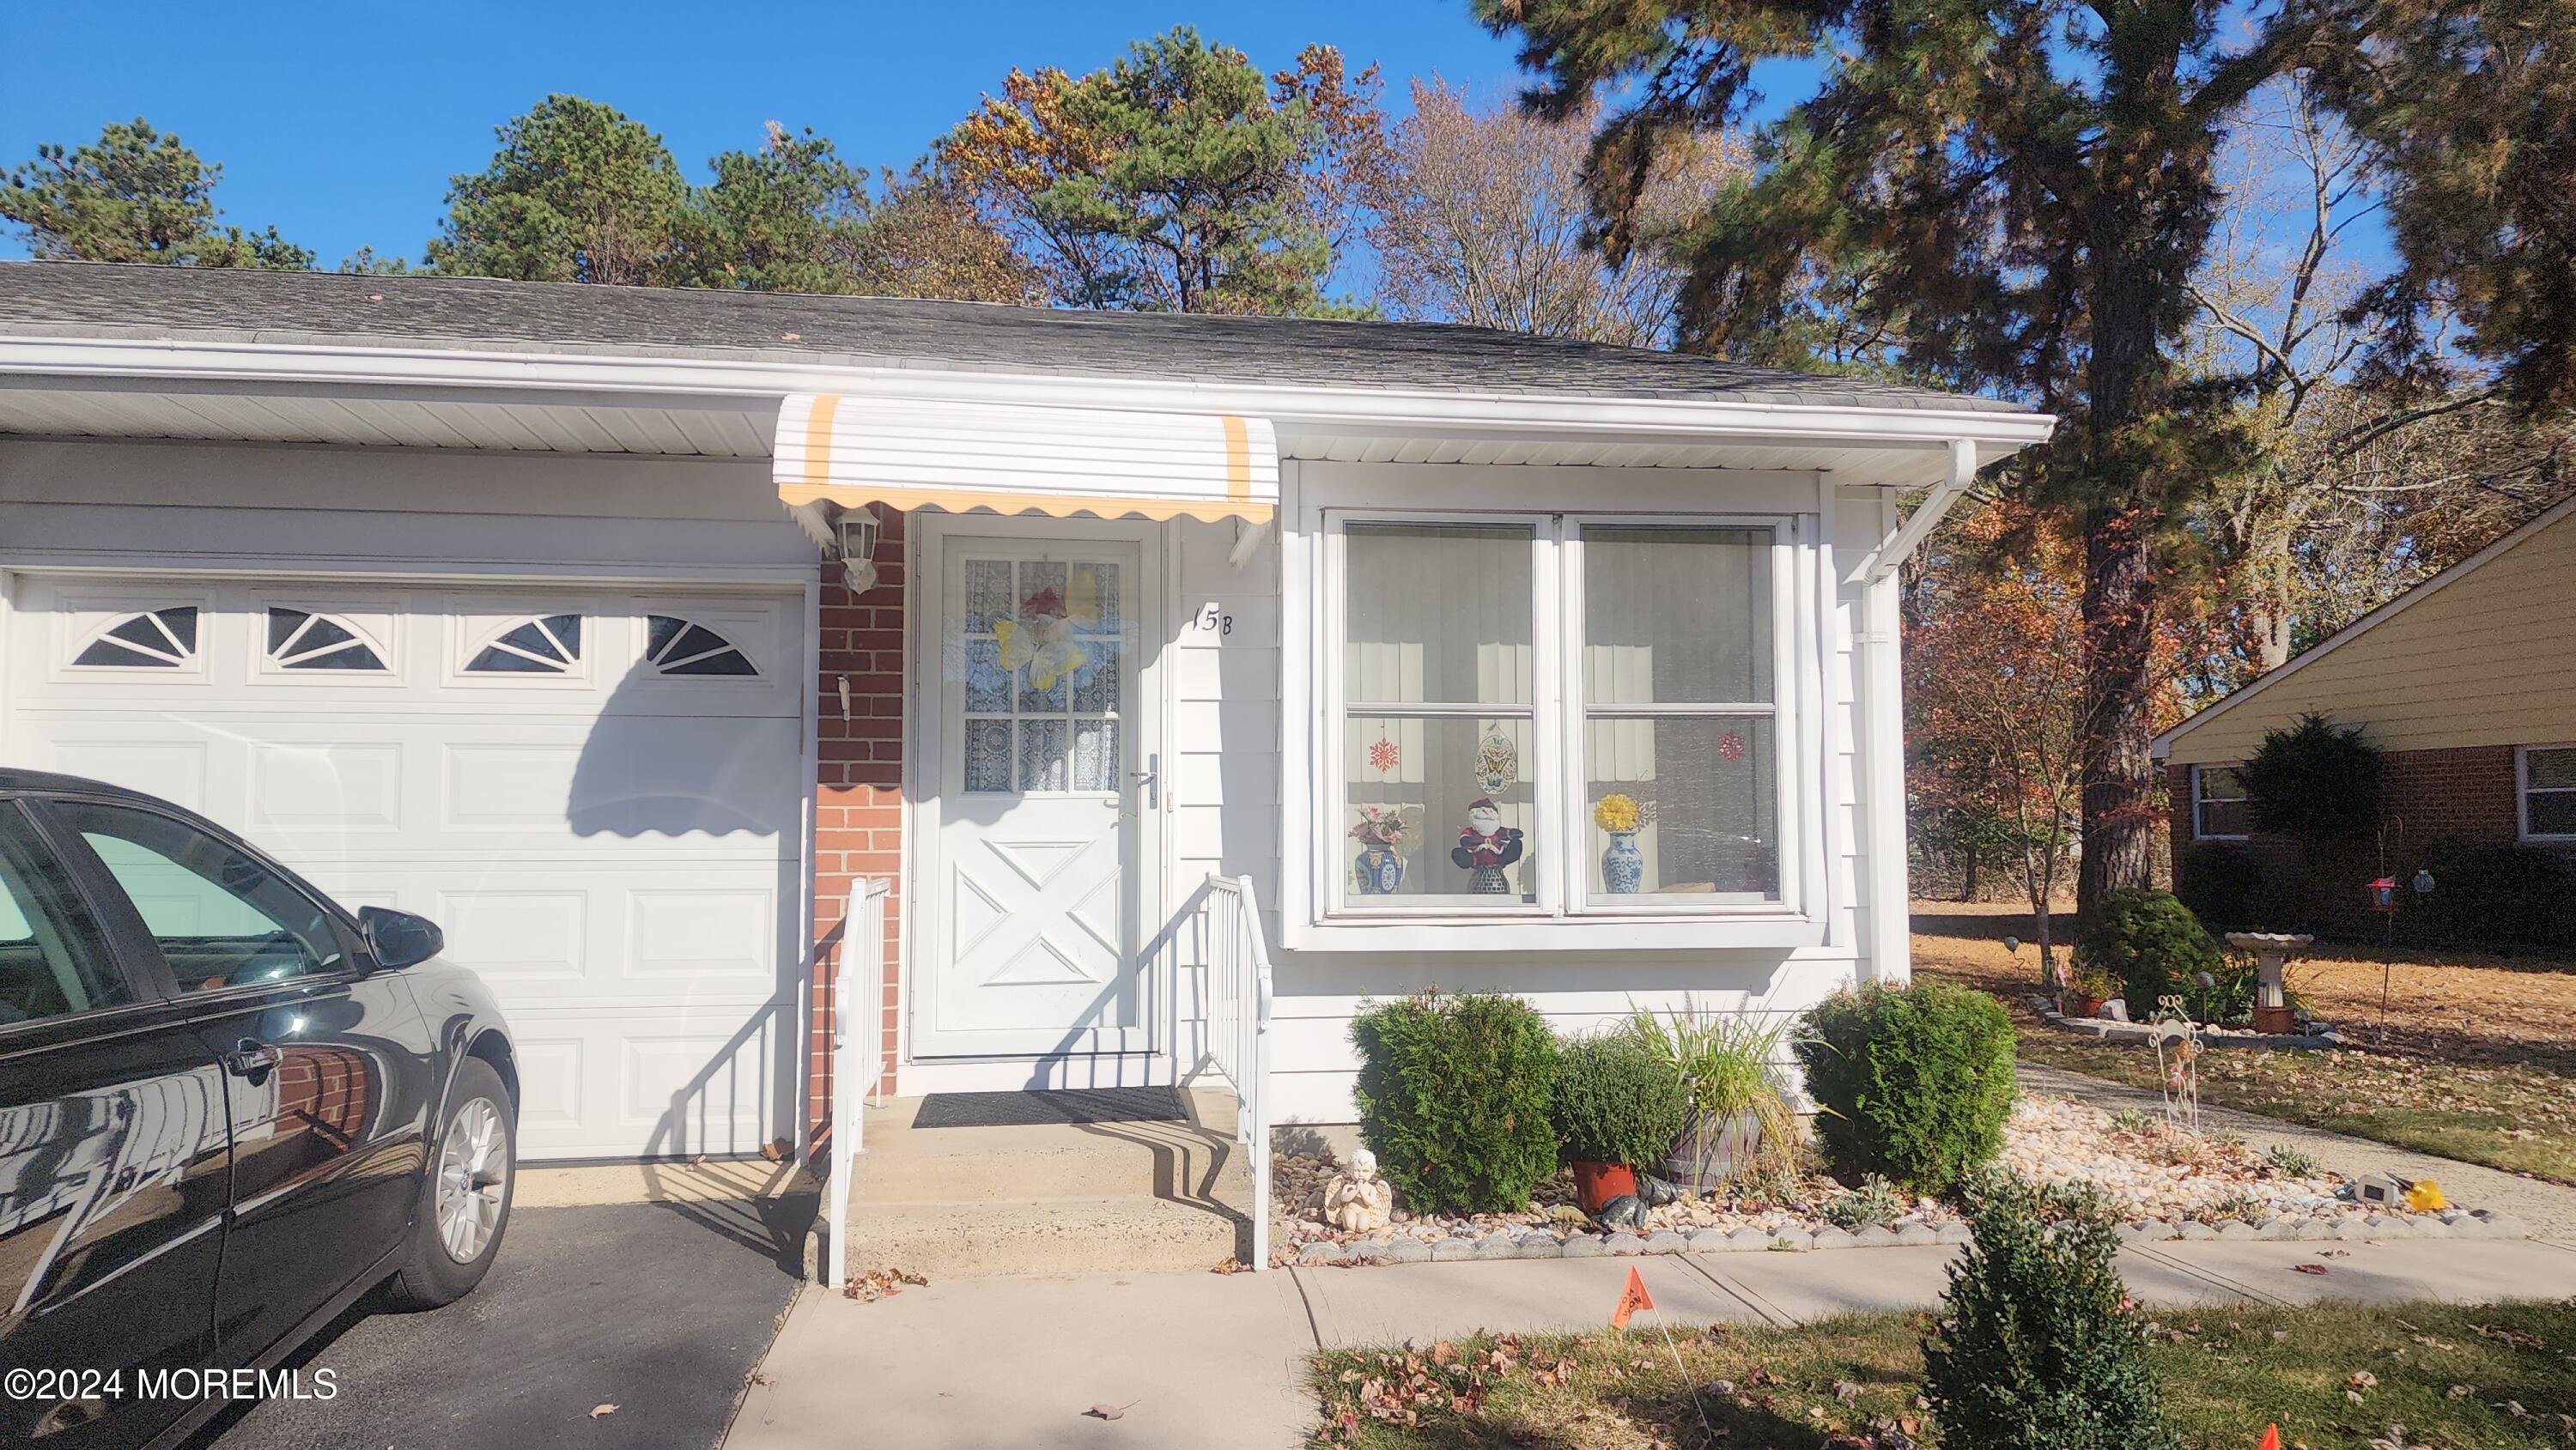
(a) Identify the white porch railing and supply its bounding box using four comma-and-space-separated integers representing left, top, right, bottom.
826, 877, 892, 1291
1202, 874, 1275, 1271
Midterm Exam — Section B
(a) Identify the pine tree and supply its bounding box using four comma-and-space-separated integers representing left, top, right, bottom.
1923, 1175, 2178, 1450
939, 27, 1386, 314
1, 118, 311, 269
1477, 0, 2576, 911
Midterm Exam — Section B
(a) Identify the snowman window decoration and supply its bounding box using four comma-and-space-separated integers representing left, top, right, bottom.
1451, 797, 1524, 895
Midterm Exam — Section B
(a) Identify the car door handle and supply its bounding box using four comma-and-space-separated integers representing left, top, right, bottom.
222, 1038, 283, 1082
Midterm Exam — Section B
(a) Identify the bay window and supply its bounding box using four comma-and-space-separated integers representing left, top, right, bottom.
1319, 511, 1799, 928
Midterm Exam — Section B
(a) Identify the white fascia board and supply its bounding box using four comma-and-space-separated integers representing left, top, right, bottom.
0, 334, 2059, 458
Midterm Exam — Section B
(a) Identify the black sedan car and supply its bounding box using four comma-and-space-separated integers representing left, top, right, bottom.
0, 769, 517, 1448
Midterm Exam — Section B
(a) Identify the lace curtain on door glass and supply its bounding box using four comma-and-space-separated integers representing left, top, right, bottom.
958, 558, 1123, 794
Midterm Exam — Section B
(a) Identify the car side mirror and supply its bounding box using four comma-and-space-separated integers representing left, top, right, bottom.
358, 907, 444, 971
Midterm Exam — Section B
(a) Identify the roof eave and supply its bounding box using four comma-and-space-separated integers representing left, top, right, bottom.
0, 332, 2058, 464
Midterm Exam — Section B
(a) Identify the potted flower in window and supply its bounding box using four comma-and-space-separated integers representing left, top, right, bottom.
1348, 807, 1413, 895
1552, 1029, 1688, 1214
1595, 793, 1646, 894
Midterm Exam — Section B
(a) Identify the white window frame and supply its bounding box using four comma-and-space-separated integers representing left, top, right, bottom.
2518, 743, 2576, 843
2190, 764, 2251, 841
1293, 498, 1814, 950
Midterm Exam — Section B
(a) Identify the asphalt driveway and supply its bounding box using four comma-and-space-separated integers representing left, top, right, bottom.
204, 1193, 810, 1450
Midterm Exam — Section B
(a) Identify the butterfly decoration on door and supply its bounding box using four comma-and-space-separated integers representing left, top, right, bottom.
994, 581, 1097, 691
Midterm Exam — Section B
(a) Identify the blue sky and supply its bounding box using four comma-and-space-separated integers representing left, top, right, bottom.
0, 1, 1532, 266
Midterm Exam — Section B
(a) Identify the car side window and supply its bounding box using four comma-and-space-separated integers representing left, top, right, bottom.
51, 802, 345, 992
0, 804, 131, 1027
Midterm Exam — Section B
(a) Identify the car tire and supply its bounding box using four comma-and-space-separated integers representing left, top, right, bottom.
383, 1057, 516, 1310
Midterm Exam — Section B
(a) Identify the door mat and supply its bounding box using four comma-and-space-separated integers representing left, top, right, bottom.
911, 1086, 1184, 1129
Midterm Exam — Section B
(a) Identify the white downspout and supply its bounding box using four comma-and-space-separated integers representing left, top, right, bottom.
1860, 438, 1980, 983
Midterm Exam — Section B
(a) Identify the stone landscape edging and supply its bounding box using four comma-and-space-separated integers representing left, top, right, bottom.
1291, 1208, 2529, 1268
2024, 994, 2346, 1049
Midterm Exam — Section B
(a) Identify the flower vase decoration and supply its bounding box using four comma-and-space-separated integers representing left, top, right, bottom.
1347, 806, 1411, 895
1594, 793, 1646, 894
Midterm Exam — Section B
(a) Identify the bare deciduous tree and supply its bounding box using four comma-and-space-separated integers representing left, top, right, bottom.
1365, 81, 1744, 347
2185, 78, 2575, 689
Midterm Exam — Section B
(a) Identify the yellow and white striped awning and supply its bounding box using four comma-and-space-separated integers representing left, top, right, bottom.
775, 395, 1278, 523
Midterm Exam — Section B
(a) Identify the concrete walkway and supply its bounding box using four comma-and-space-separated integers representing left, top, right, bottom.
723, 1236, 2576, 1450
2018, 1060, 2576, 1241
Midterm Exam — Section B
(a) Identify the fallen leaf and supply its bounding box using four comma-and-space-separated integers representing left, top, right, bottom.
2446, 1385, 2470, 1399
1833, 1380, 1862, 1405
1085, 1402, 1129, 1421
2293, 1264, 2331, 1275
589, 1404, 617, 1418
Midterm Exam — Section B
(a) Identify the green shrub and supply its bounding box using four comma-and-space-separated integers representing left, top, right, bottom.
1795, 981, 2015, 1196
1820, 1173, 1906, 1230
2175, 840, 2268, 931
2075, 889, 2222, 1010
1552, 1029, 1687, 1168
2406, 839, 2576, 951
1348, 990, 1561, 1215
2264, 1144, 2319, 1178
2242, 713, 2385, 848
1922, 1175, 2178, 1450
2182, 949, 2258, 1024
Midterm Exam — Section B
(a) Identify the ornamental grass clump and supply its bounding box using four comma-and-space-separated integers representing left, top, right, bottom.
1795, 981, 2014, 1197
1923, 1174, 2178, 1450
1625, 1002, 1800, 1187
1348, 989, 1561, 1215
1552, 1028, 1686, 1168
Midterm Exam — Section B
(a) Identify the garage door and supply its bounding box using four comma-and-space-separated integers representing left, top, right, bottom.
3, 576, 806, 1162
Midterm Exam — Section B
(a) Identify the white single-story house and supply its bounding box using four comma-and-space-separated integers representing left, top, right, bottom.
0, 262, 2053, 1162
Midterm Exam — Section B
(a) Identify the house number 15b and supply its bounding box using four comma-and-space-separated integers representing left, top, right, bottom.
1194, 603, 1233, 636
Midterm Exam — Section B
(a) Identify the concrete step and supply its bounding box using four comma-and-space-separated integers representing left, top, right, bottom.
830, 1192, 1249, 1278
816, 1089, 1258, 1279
854, 1127, 1250, 1206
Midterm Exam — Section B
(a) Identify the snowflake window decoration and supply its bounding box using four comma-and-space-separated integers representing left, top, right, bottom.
1716, 731, 1747, 762
1366, 734, 1400, 774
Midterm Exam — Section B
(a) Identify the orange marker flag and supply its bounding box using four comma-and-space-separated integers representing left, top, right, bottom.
2257, 1425, 2279, 1450
1611, 1265, 1656, 1328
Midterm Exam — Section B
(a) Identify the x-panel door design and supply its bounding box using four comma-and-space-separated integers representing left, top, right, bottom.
914, 519, 1162, 1062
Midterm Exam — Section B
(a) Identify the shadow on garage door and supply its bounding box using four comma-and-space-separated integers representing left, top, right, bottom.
199, 1193, 812, 1450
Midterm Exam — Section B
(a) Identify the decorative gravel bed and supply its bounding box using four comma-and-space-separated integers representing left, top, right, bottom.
1274, 1094, 2528, 1268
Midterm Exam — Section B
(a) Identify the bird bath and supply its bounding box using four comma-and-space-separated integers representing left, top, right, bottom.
2226, 931, 2315, 1034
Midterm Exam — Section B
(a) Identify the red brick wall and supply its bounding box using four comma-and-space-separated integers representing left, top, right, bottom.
2168, 743, 2522, 934
811, 509, 908, 1144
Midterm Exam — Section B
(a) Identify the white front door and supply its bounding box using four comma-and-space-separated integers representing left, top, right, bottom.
914, 521, 1161, 1061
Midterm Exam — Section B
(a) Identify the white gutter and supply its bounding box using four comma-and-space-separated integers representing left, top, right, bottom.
1862, 437, 1982, 583
0, 335, 2058, 458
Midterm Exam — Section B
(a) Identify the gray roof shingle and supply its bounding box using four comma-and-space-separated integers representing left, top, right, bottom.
0, 260, 2029, 413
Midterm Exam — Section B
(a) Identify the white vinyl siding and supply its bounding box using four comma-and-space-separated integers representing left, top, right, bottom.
2166, 503, 2576, 764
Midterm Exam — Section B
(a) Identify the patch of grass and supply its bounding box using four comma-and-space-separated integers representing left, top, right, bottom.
1912, 908, 2576, 1186
1312, 1301, 2576, 1448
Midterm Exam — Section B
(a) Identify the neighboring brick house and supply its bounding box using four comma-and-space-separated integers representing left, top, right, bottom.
2157, 494, 2576, 937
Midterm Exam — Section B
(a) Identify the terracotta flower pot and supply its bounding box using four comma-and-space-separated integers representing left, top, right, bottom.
2252, 1004, 2299, 1035
1571, 1161, 1637, 1213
